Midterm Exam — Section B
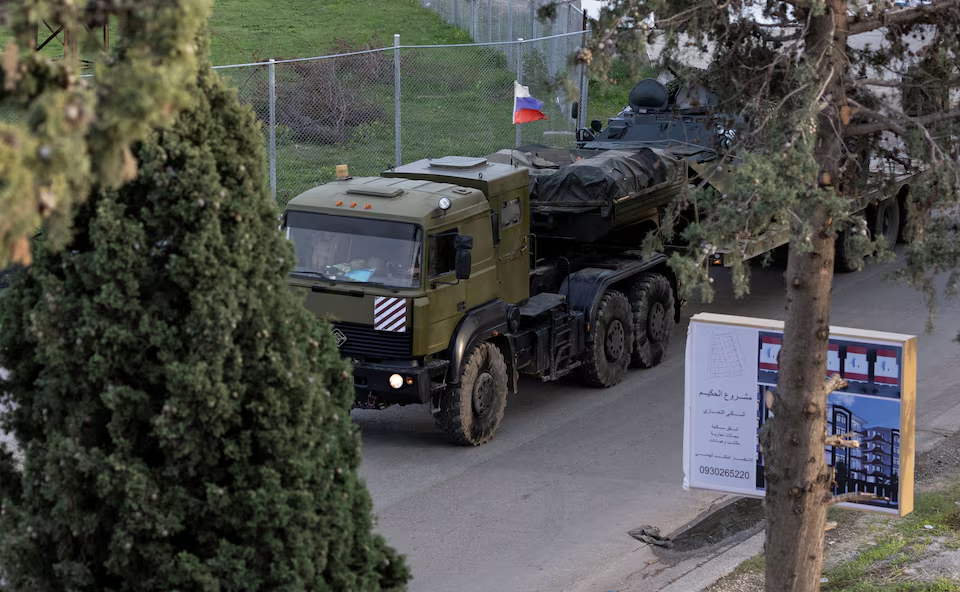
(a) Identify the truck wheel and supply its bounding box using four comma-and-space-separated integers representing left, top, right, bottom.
834, 225, 860, 273
434, 342, 508, 446
869, 198, 900, 249
629, 273, 675, 368
579, 290, 633, 388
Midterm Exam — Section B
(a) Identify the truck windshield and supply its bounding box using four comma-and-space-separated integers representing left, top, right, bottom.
284, 211, 423, 289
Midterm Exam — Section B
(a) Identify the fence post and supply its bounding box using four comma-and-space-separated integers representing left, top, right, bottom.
530, 0, 536, 39
516, 38, 523, 148
471, 0, 477, 40
578, 11, 589, 131
454, 0, 459, 27
487, 0, 493, 42
268, 58, 277, 203
507, 0, 514, 60
394, 34, 402, 168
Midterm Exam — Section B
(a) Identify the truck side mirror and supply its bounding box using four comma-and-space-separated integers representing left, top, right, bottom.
571, 102, 579, 120
590, 119, 603, 133
454, 235, 473, 280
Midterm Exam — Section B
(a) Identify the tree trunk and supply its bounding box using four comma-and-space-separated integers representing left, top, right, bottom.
761, 2, 849, 591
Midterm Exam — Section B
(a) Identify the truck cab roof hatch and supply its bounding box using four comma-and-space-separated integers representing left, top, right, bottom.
428, 156, 488, 169
345, 186, 405, 198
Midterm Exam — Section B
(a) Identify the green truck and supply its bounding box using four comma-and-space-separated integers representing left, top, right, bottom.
281, 77, 916, 446
281, 151, 685, 445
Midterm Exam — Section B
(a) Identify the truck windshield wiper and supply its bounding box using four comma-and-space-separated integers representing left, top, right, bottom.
290, 269, 336, 280
329, 278, 401, 293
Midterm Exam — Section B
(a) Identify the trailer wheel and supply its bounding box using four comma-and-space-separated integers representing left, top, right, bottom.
434, 342, 508, 446
579, 290, 633, 388
629, 273, 675, 368
834, 225, 860, 273
869, 198, 900, 249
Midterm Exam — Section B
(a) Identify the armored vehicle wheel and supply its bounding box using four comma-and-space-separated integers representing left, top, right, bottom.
629, 273, 675, 368
435, 341, 508, 446
579, 290, 633, 387
869, 198, 900, 249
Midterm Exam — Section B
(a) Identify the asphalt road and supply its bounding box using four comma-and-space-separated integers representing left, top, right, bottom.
355, 250, 960, 592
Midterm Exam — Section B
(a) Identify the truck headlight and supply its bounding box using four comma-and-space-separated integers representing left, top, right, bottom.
389, 374, 404, 389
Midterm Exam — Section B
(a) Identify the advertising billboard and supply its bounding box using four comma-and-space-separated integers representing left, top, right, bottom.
683, 313, 917, 516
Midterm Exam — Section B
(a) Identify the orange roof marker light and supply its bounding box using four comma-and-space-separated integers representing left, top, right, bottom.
350, 202, 358, 208
364, 204, 372, 209
335, 201, 343, 206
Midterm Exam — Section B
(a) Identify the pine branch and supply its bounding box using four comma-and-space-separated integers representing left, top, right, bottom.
826, 492, 886, 505
847, 0, 960, 35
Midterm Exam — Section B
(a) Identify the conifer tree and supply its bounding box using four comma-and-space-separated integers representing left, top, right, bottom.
0, 47, 408, 592
0, 0, 210, 268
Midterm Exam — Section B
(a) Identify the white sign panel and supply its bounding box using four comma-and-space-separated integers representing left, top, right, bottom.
682, 313, 918, 516
683, 320, 761, 496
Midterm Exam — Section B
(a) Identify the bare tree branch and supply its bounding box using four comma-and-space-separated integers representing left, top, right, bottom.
845, 107, 960, 138
825, 434, 861, 448
848, 0, 960, 35
826, 492, 886, 505
850, 78, 900, 88
824, 373, 848, 395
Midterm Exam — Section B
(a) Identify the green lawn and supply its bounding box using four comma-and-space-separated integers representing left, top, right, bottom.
208, 0, 472, 64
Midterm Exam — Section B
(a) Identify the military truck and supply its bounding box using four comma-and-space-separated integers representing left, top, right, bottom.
570, 77, 914, 271
282, 151, 684, 445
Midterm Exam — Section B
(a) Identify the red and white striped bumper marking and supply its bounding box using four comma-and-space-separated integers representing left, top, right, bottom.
374, 297, 407, 332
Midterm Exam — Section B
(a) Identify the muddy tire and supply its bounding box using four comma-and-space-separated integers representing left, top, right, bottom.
579, 290, 633, 388
869, 198, 900, 249
629, 273, 675, 368
434, 342, 508, 446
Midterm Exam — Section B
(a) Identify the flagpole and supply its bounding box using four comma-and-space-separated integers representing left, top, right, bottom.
515, 37, 523, 148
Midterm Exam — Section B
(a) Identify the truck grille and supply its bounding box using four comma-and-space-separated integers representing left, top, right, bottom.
332, 321, 413, 360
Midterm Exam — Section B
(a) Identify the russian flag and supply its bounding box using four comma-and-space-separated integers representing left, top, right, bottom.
514, 80, 548, 124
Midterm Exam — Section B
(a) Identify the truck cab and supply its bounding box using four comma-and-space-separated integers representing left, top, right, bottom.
283, 158, 528, 409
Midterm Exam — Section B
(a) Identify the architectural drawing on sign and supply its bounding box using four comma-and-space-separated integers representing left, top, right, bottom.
710, 333, 745, 377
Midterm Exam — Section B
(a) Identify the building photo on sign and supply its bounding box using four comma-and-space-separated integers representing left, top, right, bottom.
683, 313, 917, 516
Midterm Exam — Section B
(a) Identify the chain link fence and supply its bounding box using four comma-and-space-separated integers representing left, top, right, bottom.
420, 0, 586, 46
215, 31, 589, 207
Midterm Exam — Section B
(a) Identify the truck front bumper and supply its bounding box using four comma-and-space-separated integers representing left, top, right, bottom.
352, 359, 449, 407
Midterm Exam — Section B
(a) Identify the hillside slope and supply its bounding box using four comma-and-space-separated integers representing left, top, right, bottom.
209, 0, 471, 64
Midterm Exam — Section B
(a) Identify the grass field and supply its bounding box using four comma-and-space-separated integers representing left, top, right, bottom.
208, 0, 472, 64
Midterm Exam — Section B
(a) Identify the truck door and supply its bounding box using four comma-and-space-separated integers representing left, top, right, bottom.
424, 228, 468, 353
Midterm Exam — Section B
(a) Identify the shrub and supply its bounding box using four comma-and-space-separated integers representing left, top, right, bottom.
0, 60, 408, 592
